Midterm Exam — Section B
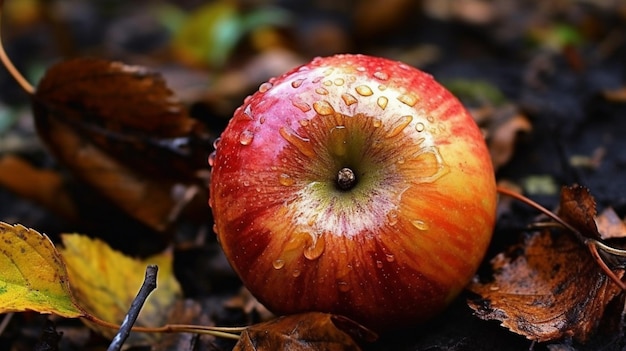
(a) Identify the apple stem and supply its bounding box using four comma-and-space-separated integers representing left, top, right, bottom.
496, 185, 626, 289
337, 167, 357, 191
0, 0, 35, 95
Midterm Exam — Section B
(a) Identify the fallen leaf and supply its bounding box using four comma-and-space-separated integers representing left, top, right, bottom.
468, 231, 623, 343
234, 312, 377, 351
32, 58, 210, 231
489, 107, 532, 170
59, 234, 182, 345
558, 184, 601, 239
596, 207, 626, 240
0, 155, 78, 222
0, 222, 83, 318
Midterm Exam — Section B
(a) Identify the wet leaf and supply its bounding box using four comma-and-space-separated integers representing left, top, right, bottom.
32, 58, 210, 231
234, 312, 377, 351
0, 222, 83, 318
468, 231, 623, 343
59, 234, 182, 345
558, 184, 601, 239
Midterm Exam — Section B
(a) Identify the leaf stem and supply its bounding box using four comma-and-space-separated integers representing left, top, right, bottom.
0, 0, 35, 95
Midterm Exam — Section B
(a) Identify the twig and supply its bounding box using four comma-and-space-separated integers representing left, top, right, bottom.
0, 0, 35, 95
0, 312, 13, 336
107, 265, 158, 351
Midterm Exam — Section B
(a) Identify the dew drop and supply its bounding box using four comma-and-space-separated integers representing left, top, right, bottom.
374, 71, 389, 80
239, 129, 254, 145
313, 100, 335, 116
323, 68, 334, 76
377, 96, 388, 110
387, 209, 399, 226
322, 80, 332, 87
292, 269, 301, 277
341, 93, 358, 106
415, 122, 425, 132
372, 118, 382, 128
258, 82, 273, 93
259, 116, 266, 124
378, 84, 387, 91
279, 173, 294, 186
334, 78, 345, 86
299, 119, 310, 127
312, 76, 324, 83
212, 137, 221, 150
279, 126, 315, 158
242, 104, 253, 120
212, 223, 218, 233
208, 151, 216, 166
337, 281, 350, 292
376, 260, 384, 269
243, 180, 250, 187
356, 66, 366, 72
315, 87, 329, 95
291, 78, 305, 88
427, 115, 435, 123
397, 93, 419, 107
412, 219, 429, 231
386, 115, 413, 137
292, 99, 312, 112
304, 234, 325, 260
385, 253, 395, 262
355, 85, 373, 96
273, 259, 285, 269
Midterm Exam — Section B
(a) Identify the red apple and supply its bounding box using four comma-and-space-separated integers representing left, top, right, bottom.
209, 54, 496, 331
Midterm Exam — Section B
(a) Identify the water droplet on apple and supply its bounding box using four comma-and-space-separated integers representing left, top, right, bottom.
386, 115, 413, 137
329, 125, 348, 157
279, 126, 315, 158
292, 99, 312, 113
377, 96, 388, 110
378, 84, 387, 91
427, 115, 435, 123
291, 78, 305, 88
273, 259, 285, 269
239, 130, 254, 145
292, 269, 301, 277
279, 173, 294, 186
355, 85, 373, 96
397, 93, 419, 107
322, 79, 332, 86
208, 151, 216, 166
259, 116, 266, 124
258, 82, 273, 93
341, 93, 358, 106
212, 137, 221, 150
315, 87, 329, 95
337, 281, 350, 292
334, 78, 345, 86
411, 219, 429, 231
313, 100, 335, 116
376, 260, 384, 269
373, 71, 389, 80
304, 234, 325, 260
323, 68, 334, 76
385, 253, 395, 262
372, 118, 382, 128
415, 122, 425, 132
212, 223, 218, 234
356, 66, 366, 72
386, 210, 399, 226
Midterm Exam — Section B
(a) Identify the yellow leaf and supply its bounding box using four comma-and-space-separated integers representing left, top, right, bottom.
0, 222, 83, 317
59, 234, 181, 343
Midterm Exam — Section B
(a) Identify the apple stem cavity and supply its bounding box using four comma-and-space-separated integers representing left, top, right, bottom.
337, 167, 357, 191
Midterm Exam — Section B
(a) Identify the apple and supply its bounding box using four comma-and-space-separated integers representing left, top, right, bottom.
209, 54, 496, 332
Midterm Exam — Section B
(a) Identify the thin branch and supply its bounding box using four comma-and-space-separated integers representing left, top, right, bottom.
107, 265, 158, 351
0, 0, 35, 95
0, 312, 13, 336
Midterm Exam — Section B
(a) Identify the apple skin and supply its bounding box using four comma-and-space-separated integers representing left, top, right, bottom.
209, 54, 496, 332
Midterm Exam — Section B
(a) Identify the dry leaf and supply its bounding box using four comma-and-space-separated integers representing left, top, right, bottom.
0, 222, 83, 318
59, 234, 182, 345
596, 207, 626, 240
468, 231, 623, 343
32, 58, 210, 231
557, 184, 601, 239
235, 312, 377, 351
488, 106, 532, 170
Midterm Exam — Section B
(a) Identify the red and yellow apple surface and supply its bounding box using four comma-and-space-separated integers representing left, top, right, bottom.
209, 54, 496, 332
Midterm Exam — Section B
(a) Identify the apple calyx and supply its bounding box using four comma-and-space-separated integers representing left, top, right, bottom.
209, 54, 497, 332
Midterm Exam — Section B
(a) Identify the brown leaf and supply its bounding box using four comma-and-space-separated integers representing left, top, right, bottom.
31, 58, 211, 230
488, 105, 532, 170
596, 207, 626, 240
234, 312, 377, 351
468, 231, 623, 343
558, 184, 601, 239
